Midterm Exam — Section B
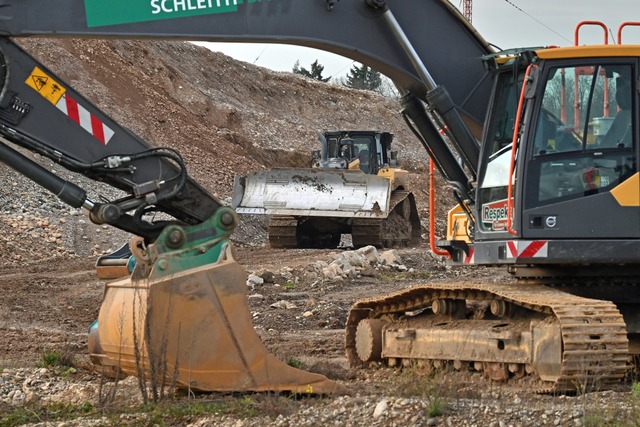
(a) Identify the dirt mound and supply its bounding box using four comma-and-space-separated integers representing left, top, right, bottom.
17, 39, 428, 196
0, 38, 443, 255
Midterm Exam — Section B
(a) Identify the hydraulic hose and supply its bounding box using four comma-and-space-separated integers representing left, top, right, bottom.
0, 140, 87, 208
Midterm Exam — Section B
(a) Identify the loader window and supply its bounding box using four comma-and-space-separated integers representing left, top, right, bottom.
349, 136, 377, 174
527, 63, 637, 207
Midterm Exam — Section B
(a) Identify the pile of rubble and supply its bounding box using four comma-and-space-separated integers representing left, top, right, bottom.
247, 246, 409, 288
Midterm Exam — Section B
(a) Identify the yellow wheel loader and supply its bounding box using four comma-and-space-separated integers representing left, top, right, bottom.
233, 131, 421, 248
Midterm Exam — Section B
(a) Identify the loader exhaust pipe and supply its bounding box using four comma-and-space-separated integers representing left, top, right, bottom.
318, 131, 329, 163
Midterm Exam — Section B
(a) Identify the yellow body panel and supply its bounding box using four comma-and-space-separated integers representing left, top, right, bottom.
611, 172, 640, 207
377, 166, 409, 191
447, 203, 471, 243
536, 45, 640, 60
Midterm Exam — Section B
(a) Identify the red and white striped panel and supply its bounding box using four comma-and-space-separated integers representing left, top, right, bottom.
55, 94, 114, 145
463, 247, 475, 264
507, 240, 548, 259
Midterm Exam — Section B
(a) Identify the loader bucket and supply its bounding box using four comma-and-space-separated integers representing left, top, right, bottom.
89, 208, 345, 394
233, 168, 392, 218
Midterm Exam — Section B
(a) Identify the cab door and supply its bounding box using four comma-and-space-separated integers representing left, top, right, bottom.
521, 59, 639, 239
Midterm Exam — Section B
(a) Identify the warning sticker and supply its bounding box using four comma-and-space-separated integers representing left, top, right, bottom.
25, 67, 66, 105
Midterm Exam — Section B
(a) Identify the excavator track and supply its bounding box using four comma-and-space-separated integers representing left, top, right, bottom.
351, 190, 421, 248
346, 282, 629, 393
268, 191, 421, 249
268, 216, 299, 249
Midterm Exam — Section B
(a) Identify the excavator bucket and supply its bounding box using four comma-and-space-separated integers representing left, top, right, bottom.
88, 208, 345, 394
233, 168, 392, 218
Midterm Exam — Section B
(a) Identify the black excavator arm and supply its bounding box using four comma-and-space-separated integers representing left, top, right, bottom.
0, 38, 221, 240
0, 0, 493, 239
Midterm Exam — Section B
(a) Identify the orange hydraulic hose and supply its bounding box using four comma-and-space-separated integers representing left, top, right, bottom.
429, 158, 451, 257
507, 64, 537, 235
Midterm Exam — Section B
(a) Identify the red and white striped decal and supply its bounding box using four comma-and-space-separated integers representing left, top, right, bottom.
507, 240, 548, 259
463, 247, 475, 264
56, 94, 114, 145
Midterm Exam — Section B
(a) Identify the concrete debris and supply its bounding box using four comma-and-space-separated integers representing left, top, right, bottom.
270, 300, 298, 310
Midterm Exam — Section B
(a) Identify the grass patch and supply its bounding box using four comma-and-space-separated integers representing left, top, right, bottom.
0, 402, 93, 427
36, 348, 75, 370
392, 367, 450, 417
116, 395, 292, 425
286, 357, 303, 369
108, 401, 226, 426
427, 393, 447, 417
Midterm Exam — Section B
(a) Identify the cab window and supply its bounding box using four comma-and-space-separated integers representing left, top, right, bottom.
526, 63, 636, 207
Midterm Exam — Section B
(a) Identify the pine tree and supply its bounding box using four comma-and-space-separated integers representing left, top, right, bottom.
292, 59, 330, 82
344, 63, 382, 92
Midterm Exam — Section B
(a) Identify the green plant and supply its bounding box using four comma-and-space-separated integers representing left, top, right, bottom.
284, 282, 296, 290
427, 393, 447, 417
286, 357, 303, 369
229, 396, 258, 418
0, 402, 93, 426
392, 367, 450, 417
632, 381, 640, 397
108, 401, 227, 427
36, 348, 75, 369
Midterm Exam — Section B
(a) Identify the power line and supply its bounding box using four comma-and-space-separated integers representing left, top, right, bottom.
253, 45, 268, 64
502, 0, 572, 44
327, 60, 356, 80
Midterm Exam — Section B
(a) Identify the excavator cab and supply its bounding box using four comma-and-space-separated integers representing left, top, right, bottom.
447, 47, 639, 273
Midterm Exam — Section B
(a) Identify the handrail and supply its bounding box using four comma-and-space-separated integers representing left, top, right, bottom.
618, 22, 640, 44
574, 21, 608, 45
574, 21, 610, 123
507, 64, 537, 235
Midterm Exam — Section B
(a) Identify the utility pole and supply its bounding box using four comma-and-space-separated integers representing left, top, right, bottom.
463, 0, 472, 23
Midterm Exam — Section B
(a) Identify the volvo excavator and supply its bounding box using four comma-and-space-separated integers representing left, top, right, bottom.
233, 130, 421, 248
0, 1, 637, 394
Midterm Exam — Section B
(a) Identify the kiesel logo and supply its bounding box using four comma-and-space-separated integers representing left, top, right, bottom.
481, 198, 511, 231
84, 0, 271, 27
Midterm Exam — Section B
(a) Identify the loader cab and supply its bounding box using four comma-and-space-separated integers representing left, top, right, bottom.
474, 48, 639, 263
325, 131, 393, 175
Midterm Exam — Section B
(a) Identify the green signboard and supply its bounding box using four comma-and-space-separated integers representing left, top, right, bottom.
84, 0, 266, 27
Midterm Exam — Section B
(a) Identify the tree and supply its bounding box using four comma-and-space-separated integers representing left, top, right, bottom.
343, 63, 382, 92
292, 59, 330, 82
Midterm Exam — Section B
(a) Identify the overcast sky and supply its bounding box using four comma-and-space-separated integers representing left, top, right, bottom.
197, 1, 640, 79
